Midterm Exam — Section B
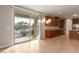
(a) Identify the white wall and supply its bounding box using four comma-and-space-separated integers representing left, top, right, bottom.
0, 6, 13, 48
66, 18, 72, 35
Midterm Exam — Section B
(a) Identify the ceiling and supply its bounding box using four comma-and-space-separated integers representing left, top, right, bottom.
19, 5, 79, 18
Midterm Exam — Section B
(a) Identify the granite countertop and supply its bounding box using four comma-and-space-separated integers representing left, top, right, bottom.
70, 29, 79, 31
45, 26, 64, 30
45, 26, 59, 30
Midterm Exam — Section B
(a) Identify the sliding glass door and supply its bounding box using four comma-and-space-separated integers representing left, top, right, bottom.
30, 16, 40, 40
14, 13, 30, 43
14, 13, 41, 44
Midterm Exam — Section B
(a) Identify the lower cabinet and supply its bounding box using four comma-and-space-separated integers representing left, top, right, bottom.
69, 31, 79, 40
45, 30, 64, 38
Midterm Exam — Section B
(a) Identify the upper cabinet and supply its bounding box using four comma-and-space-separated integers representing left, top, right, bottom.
45, 16, 65, 28
45, 16, 60, 26
51, 17, 57, 26
59, 19, 65, 28
72, 18, 79, 24
45, 16, 51, 26
72, 18, 79, 30
45, 16, 65, 38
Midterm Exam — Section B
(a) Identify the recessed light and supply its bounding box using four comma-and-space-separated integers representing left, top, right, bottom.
58, 12, 62, 14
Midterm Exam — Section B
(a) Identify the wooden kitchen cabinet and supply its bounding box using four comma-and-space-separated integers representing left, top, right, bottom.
45, 30, 56, 38
69, 31, 79, 40
72, 18, 79, 24
45, 16, 65, 38
45, 30, 64, 38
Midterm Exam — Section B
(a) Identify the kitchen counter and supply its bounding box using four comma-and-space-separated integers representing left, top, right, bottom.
70, 30, 79, 31
45, 29, 64, 38
69, 30, 79, 40
45, 26, 64, 30
45, 26, 59, 30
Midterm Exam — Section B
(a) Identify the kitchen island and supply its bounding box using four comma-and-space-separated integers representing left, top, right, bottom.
69, 30, 79, 40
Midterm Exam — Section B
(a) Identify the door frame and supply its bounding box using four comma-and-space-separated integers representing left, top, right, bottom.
12, 6, 44, 45
12, 12, 41, 45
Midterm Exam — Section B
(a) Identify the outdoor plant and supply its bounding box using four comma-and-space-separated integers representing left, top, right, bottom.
15, 21, 29, 36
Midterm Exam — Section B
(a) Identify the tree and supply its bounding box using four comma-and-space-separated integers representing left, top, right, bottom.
15, 21, 29, 31
15, 21, 30, 36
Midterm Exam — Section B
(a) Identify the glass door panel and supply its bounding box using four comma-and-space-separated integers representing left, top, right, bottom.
30, 16, 40, 39
14, 13, 30, 43
14, 13, 41, 44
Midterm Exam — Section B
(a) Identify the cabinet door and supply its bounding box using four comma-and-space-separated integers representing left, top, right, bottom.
45, 30, 51, 38
60, 19, 64, 28
51, 18, 57, 26
73, 18, 79, 24
50, 30, 56, 37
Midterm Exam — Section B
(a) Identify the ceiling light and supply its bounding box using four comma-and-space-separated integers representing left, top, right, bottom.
58, 12, 62, 14
72, 14, 78, 17
46, 19, 51, 24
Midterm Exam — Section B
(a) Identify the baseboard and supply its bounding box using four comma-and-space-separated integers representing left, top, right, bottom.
0, 44, 13, 48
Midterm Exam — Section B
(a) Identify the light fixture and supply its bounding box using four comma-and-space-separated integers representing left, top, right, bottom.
72, 10, 78, 17
72, 14, 78, 17
41, 18, 45, 23
38, 20, 41, 22
46, 19, 51, 24
58, 12, 62, 14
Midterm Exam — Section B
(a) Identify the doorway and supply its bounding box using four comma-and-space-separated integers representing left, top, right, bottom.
14, 13, 41, 44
